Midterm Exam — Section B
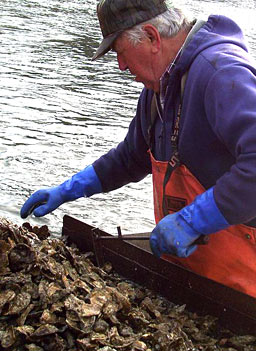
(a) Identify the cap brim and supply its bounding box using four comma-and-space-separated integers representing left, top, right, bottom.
92, 31, 120, 61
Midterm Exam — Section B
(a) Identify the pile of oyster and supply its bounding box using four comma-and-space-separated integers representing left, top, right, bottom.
0, 217, 255, 351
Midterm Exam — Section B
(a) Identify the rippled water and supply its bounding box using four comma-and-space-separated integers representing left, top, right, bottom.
1, 0, 255, 236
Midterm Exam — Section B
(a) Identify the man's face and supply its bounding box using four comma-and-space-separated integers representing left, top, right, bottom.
112, 33, 161, 92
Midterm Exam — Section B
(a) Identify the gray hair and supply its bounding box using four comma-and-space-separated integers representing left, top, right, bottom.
124, 9, 192, 46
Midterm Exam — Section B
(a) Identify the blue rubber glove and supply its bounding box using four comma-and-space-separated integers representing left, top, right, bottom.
150, 187, 229, 258
20, 165, 102, 218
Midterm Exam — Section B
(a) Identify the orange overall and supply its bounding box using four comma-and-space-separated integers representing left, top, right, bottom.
151, 153, 256, 297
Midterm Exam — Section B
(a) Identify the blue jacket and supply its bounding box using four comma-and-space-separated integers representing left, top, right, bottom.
93, 15, 256, 227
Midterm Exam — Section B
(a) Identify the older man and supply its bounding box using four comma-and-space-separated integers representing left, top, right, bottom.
21, 0, 256, 297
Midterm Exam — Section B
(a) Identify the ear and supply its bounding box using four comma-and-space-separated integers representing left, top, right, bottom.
143, 24, 161, 53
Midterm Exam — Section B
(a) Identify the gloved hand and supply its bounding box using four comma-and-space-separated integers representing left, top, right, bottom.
150, 187, 229, 258
20, 165, 102, 218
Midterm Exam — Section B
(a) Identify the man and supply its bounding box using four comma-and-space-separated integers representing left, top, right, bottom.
21, 0, 256, 297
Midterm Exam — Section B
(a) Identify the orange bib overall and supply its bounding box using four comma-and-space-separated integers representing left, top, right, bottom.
151, 153, 256, 297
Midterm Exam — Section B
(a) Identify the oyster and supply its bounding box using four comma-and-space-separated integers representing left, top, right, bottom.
0, 289, 16, 312
4, 291, 31, 315
0, 216, 256, 351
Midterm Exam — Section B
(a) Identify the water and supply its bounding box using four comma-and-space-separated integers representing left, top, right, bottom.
1, 0, 256, 236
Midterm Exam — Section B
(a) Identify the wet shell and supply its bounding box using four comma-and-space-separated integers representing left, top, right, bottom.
1, 326, 16, 349
8, 243, 36, 272
5, 291, 31, 315
30, 324, 59, 338
0, 240, 12, 275
0, 289, 16, 312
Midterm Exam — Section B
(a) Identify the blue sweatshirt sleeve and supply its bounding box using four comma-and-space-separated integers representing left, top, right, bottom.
205, 57, 256, 225
92, 90, 152, 193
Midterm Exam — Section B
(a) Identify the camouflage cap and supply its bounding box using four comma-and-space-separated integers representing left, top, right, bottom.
92, 0, 168, 60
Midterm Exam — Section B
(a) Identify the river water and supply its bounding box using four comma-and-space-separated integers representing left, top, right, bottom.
1, 0, 256, 236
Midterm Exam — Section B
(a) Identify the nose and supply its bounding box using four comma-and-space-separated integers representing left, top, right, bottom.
117, 55, 128, 71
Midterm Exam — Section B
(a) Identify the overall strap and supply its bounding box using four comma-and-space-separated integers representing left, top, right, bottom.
161, 19, 206, 216
147, 93, 158, 149
147, 19, 206, 216
162, 73, 187, 215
